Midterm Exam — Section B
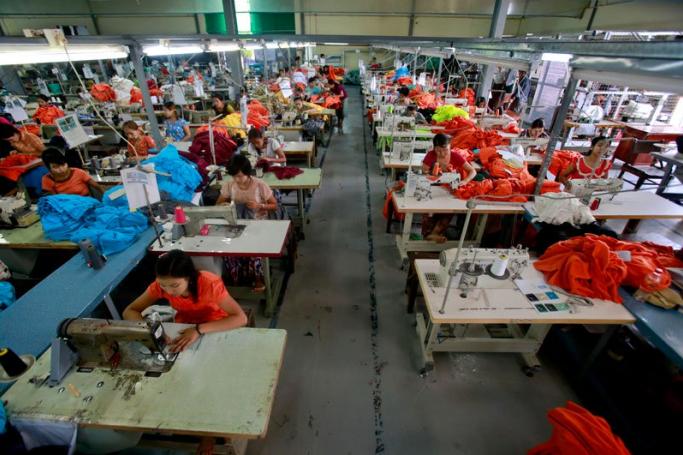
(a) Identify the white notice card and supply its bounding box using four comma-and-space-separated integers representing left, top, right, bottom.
121, 164, 161, 211
55, 114, 90, 148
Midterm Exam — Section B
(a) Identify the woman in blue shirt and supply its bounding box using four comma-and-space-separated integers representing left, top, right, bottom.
163, 102, 191, 142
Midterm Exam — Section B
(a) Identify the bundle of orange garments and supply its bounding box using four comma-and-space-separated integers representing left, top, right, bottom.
451, 128, 503, 150
528, 401, 630, 455
33, 105, 64, 126
248, 100, 269, 117
90, 83, 116, 102
458, 87, 475, 106
454, 177, 559, 202
0, 154, 39, 181
534, 234, 683, 302
545, 150, 581, 176
432, 117, 476, 136
129, 87, 143, 105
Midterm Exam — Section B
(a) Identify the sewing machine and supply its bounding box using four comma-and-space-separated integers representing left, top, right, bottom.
0, 196, 39, 228
445, 97, 468, 106
391, 140, 414, 161
510, 137, 549, 153
49, 318, 176, 386
182, 204, 245, 238
479, 114, 515, 130
568, 178, 623, 203
385, 115, 415, 132
280, 111, 297, 126
438, 247, 530, 297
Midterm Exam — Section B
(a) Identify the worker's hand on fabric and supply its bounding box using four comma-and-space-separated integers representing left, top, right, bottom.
169, 327, 200, 352
246, 200, 260, 210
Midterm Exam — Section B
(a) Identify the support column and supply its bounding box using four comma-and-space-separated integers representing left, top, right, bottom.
534, 76, 578, 194
408, 0, 417, 37
130, 44, 163, 147
478, 0, 510, 99
221, 0, 243, 86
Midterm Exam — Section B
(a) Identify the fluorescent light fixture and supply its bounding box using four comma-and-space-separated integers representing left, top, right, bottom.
0, 44, 129, 65
265, 42, 279, 49
143, 45, 203, 56
542, 52, 573, 63
243, 42, 263, 50
322, 42, 350, 46
207, 42, 241, 52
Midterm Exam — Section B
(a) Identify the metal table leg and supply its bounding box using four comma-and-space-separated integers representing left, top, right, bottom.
103, 294, 121, 319
263, 257, 273, 317
297, 189, 306, 229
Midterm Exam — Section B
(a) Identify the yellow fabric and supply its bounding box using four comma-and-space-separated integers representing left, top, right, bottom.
218, 113, 247, 138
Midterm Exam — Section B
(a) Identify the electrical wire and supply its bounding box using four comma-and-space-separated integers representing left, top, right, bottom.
62, 41, 140, 159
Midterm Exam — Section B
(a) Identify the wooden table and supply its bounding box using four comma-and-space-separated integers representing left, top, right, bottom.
392, 187, 683, 259
2, 325, 287, 454
651, 151, 683, 202
283, 141, 316, 167
149, 220, 291, 317
0, 222, 76, 250
0, 229, 156, 394
414, 258, 634, 374
391, 186, 523, 260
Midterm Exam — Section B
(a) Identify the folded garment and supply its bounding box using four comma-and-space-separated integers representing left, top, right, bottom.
528, 401, 631, 455
38, 194, 148, 256
0, 154, 40, 181
532, 192, 596, 226
269, 166, 303, 180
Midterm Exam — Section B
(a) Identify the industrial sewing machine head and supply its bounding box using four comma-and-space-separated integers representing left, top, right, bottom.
479, 114, 515, 130
568, 178, 623, 204
405, 172, 432, 201
48, 318, 176, 386
182, 204, 245, 238
391, 140, 414, 161
0, 195, 39, 228
438, 246, 530, 298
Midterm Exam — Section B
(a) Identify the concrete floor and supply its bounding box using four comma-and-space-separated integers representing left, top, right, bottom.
247, 88, 581, 455
119, 88, 682, 455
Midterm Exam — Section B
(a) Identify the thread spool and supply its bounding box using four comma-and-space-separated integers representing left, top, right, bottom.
490, 254, 509, 278
79, 239, 106, 270
174, 206, 187, 224
0, 347, 28, 378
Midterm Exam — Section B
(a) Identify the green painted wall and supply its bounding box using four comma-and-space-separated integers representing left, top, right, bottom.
250, 13, 295, 34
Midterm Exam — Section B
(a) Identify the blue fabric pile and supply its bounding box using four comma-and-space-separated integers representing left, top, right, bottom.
103, 145, 202, 208
38, 194, 148, 256
0, 282, 15, 312
392, 65, 410, 81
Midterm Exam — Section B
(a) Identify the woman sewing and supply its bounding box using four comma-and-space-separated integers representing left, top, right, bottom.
558, 136, 612, 185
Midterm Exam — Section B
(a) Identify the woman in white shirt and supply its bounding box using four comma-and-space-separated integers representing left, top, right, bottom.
246, 127, 286, 165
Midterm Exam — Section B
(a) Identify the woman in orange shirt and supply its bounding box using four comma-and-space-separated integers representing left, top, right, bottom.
0, 123, 45, 156
123, 249, 248, 352
33, 94, 65, 125
558, 136, 612, 185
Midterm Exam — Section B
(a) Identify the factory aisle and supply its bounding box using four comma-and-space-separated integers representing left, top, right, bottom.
247, 88, 578, 455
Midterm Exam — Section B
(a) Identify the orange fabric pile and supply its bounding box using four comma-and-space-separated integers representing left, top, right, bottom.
19, 124, 41, 136
534, 234, 683, 302
503, 122, 521, 134
0, 154, 39, 181
149, 88, 163, 98
268, 83, 281, 93
592, 236, 683, 292
322, 95, 342, 109
129, 87, 143, 105
458, 88, 475, 106
396, 77, 412, 86
33, 105, 65, 125
546, 150, 581, 176
90, 83, 116, 102
247, 100, 270, 128
454, 177, 559, 202
248, 100, 269, 117
478, 146, 529, 180
528, 401, 630, 455
451, 128, 503, 150
453, 147, 474, 163
433, 116, 476, 136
